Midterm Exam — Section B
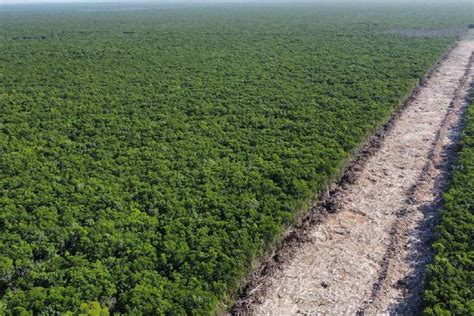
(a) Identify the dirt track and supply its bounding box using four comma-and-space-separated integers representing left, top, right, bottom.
233, 31, 474, 315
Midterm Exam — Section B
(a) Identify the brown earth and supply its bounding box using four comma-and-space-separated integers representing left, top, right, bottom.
232, 31, 474, 315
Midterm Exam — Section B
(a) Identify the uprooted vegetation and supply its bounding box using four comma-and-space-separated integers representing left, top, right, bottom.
423, 89, 474, 316
235, 32, 474, 315
0, 2, 472, 314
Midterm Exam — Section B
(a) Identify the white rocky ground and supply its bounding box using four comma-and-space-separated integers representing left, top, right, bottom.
247, 32, 474, 315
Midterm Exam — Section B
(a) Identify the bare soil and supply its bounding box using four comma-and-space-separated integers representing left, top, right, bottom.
232, 32, 474, 315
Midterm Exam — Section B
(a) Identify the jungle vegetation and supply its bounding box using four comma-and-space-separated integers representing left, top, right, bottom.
423, 91, 474, 316
0, 2, 472, 314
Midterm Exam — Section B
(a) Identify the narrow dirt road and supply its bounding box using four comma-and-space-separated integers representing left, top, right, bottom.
236, 32, 474, 315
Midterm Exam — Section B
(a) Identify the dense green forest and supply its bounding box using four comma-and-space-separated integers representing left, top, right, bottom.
0, 2, 472, 314
423, 91, 474, 316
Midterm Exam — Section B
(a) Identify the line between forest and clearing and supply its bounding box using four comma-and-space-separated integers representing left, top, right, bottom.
231, 30, 474, 315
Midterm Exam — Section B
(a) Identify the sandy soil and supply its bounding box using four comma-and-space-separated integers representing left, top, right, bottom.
234, 32, 474, 315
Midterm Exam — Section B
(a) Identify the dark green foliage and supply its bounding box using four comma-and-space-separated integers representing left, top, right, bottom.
423, 94, 474, 316
0, 2, 471, 314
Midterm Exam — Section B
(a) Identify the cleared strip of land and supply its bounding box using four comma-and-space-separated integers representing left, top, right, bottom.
235, 32, 474, 315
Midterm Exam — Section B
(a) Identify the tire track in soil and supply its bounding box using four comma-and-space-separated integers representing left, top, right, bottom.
231, 32, 474, 315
